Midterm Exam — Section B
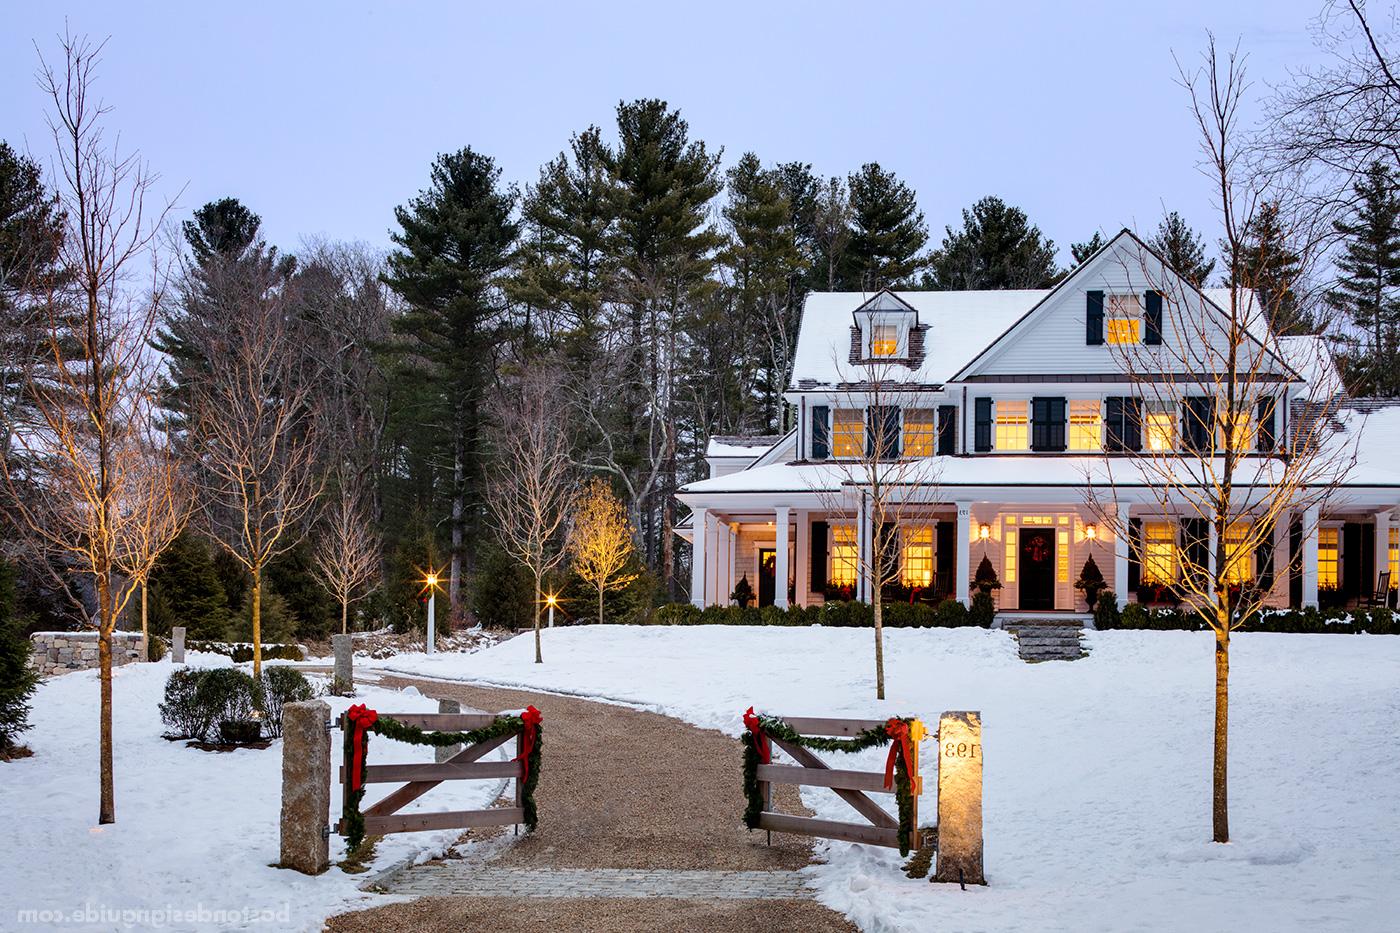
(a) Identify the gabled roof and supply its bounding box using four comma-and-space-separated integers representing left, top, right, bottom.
850, 289, 921, 318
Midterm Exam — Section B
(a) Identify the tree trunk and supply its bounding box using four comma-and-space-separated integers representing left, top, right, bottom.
251, 564, 263, 677
98, 618, 115, 825
534, 572, 543, 664
1213, 626, 1230, 843
450, 431, 464, 616
341, 597, 348, 635
140, 581, 148, 660
873, 593, 886, 700
598, 583, 605, 626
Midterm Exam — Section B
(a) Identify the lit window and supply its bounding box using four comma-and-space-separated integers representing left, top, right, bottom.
903, 409, 935, 457
902, 526, 933, 587
1318, 527, 1339, 588
870, 323, 898, 357
1069, 400, 1102, 451
1057, 530, 1070, 583
1106, 294, 1142, 344
1222, 407, 1253, 452
1144, 403, 1176, 452
1223, 522, 1253, 585
1143, 522, 1176, 584
831, 525, 858, 587
1390, 527, 1397, 590
832, 409, 864, 458
995, 400, 1029, 450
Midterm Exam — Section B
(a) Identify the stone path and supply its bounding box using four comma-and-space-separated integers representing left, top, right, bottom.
326, 674, 858, 932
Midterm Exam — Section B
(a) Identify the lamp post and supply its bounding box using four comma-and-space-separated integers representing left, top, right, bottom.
546, 592, 557, 629
422, 569, 441, 655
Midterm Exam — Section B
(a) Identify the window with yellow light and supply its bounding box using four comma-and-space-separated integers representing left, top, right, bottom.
995, 400, 1029, 450
1144, 402, 1176, 452
902, 409, 935, 457
1068, 400, 1102, 451
1142, 522, 1177, 583
1318, 527, 1339, 588
1223, 522, 1253, 585
1106, 294, 1142, 344
902, 526, 933, 587
830, 525, 858, 587
832, 409, 864, 458
870, 323, 899, 357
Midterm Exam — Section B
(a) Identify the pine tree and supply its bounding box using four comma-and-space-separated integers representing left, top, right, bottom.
385, 147, 519, 616
1228, 201, 1311, 335
0, 559, 38, 755
844, 163, 928, 289
926, 196, 1059, 289
1070, 232, 1105, 268
1150, 211, 1215, 285
1327, 161, 1400, 395
147, 531, 231, 640
809, 176, 853, 291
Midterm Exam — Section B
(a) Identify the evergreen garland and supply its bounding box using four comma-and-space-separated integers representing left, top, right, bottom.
741, 713, 920, 856
341, 711, 542, 852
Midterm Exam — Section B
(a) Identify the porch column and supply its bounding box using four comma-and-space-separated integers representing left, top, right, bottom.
794, 509, 810, 606
956, 502, 972, 607
1375, 510, 1391, 589
690, 508, 707, 608
1207, 520, 1218, 584
725, 523, 737, 604
858, 494, 873, 603
774, 506, 791, 609
1302, 505, 1320, 609
714, 520, 730, 605
1114, 502, 1131, 609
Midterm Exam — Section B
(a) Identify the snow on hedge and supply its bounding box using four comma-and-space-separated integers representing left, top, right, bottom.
380, 626, 1400, 933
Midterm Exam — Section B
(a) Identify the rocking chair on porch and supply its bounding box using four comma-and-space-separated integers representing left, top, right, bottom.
1363, 570, 1392, 609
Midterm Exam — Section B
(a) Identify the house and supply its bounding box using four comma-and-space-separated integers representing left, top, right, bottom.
675, 229, 1400, 615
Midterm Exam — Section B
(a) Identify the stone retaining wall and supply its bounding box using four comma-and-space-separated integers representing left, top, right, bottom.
29, 631, 144, 677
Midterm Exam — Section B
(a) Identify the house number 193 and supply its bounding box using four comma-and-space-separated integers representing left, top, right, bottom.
944, 742, 981, 759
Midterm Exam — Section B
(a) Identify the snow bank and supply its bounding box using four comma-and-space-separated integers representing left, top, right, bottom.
1, 653, 505, 931
379, 625, 1400, 933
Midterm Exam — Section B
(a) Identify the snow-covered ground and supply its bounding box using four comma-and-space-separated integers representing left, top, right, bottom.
377, 625, 1400, 933
1, 653, 505, 932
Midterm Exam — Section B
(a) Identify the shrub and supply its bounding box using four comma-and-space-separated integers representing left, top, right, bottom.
159, 668, 212, 740
969, 591, 996, 628
146, 634, 167, 662
0, 560, 38, 752
1093, 591, 1120, 630
933, 598, 970, 627
651, 603, 701, 626
187, 641, 304, 663
259, 666, 316, 738
161, 667, 261, 743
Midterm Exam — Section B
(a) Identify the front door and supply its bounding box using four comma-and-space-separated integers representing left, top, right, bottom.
1019, 528, 1056, 610
758, 549, 776, 607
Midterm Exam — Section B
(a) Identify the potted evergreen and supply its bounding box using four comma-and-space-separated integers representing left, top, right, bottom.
1074, 555, 1107, 610
731, 575, 756, 609
972, 556, 1002, 595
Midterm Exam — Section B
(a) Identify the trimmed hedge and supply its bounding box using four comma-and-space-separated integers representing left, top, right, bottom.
186, 641, 305, 663
648, 598, 988, 629
158, 665, 318, 742
1102, 603, 1397, 635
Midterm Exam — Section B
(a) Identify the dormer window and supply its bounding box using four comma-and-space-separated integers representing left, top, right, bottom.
871, 323, 899, 357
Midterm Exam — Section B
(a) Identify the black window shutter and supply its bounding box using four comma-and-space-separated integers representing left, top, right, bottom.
1182, 518, 1209, 584
1257, 397, 1276, 452
1124, 397, 1143, 452
1362, 522, 1376, 598
1032, 397, 1066, 451
1184, 397, 1215, 452
885, 406, 901, 457
937, 405, 957, 455
1256, 521, 1275, 592
935, 521, 955, 596
1343, 522, 1364, 600
1106, 397, 1125, 451
810, 520, 829, 591
974, 398, 993, 452
1144, 291, 1163, 345
1289, 519, 1303, 607
1127, 517, 1142, 592
811, 405, 830, 460
1086, 290, 1105, 345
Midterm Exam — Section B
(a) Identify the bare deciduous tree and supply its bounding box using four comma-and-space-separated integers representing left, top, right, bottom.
1086, 39, 1356, 843
313, 473, 380, 634
0, 33, 185, 824
568, 476, 639, 624
488, 366, 576, 663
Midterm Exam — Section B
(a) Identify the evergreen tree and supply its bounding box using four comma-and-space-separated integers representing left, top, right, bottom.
1070, 231, 1105, 268
147, 531, 231, 640
1327, 161, 1400, 395
844, 163, 928, 289
1150, 211, 1215, 285
1227, 201, 1311, 335
809, 176, 853, 291
0, 559, 38, 755
926, 196, 1059, 289
384, 147, 519, 615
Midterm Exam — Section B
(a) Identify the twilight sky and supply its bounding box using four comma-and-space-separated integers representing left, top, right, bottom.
1, 1, 1332, 266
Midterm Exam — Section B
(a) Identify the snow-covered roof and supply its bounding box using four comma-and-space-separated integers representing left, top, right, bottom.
789, 290, 1046, 389
706, 435, 783, 459
1277, 335, 1342, 398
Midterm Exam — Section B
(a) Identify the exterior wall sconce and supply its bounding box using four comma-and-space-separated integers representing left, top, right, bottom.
1085, 523, 1097, 540
978, 523, 991, 541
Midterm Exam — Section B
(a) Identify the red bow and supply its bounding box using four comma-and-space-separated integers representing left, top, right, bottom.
514, 706, 542, 782
743, 706, 770, 764
884, 718, 913, 791
346, 704, 378, 791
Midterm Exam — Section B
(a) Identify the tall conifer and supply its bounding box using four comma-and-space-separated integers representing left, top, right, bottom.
1327, 161, 1400, 394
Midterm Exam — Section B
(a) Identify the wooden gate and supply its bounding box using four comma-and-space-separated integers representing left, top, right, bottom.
752, 716, 921, 850
337, 711, 528, 837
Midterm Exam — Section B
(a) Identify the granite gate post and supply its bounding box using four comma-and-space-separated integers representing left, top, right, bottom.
933, 710, 985, 885
331, 634, 353, 695
279, 699, 331, 874
170, 626, 185, 664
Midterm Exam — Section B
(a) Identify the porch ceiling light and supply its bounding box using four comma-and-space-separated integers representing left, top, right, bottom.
978, 523, 991, 541
1086, 523, 1097, 540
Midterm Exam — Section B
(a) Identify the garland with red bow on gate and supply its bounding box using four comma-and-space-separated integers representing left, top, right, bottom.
340, 704, 543, 851
741, 708, 921, 855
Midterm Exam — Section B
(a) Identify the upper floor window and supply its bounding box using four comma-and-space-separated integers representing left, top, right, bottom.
832, 408, 864, 458
995, 400, 1029, 450
1106, 294, 1142, 344
903, 409, 935, 457
1144, 402, 1176, 452
871, 323, 899, 357
1068, 400, 1102, 451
